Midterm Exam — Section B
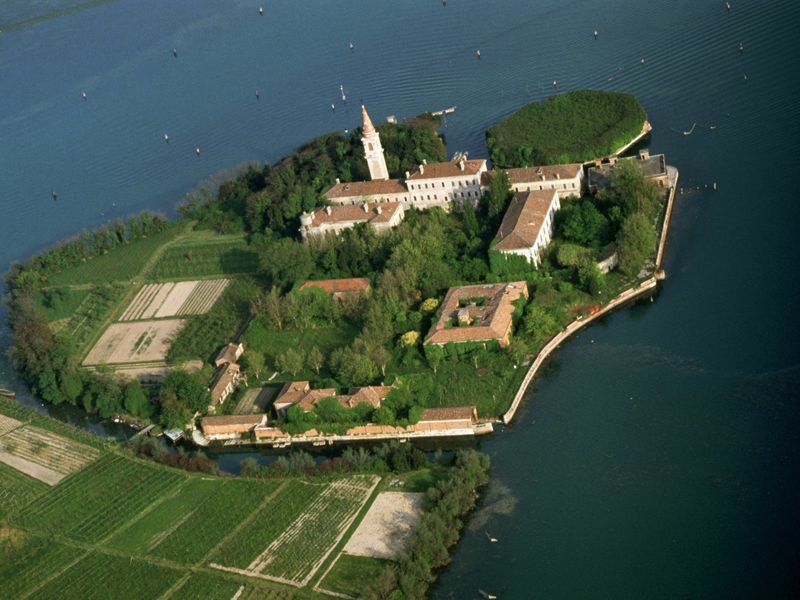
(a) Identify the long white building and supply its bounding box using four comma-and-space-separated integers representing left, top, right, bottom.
493, 189, 560, 266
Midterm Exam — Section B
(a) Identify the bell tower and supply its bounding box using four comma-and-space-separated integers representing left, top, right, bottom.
361, 104, 389, 181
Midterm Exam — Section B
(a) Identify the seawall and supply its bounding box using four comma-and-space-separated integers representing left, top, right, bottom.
502, 167, 679, 425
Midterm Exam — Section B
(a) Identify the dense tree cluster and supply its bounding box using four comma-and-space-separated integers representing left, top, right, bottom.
487, 90, 647, 167
363, 449, 491, 599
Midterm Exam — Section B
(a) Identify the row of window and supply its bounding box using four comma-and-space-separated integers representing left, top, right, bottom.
411, 190, 479, 202
409, 178, 478, 191
520, 182, 577, 192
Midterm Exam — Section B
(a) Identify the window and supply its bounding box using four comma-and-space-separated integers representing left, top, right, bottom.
368, 143, 373, 151
424, 183, 428, 189
442, 182, 445, 188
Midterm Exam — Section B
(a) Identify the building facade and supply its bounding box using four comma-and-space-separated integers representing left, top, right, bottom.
299, 201, 404, 240
501, 163, 584, 199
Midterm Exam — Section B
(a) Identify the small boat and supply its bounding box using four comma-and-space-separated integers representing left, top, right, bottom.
51, 191, 57, 201
478, 590, 497, 600
340, 84, 346, 103
738, 42, 743, 53
431, 106, 456, 116
476, 49, 481, 59
172, 48, 177, 58
259, 7, 264, 15
81, 91, 87, 100
195, 147, 201, 155
163, 133, 169, 143
485, 531, 498, 543
0, 388, 16, 399
593, 29, 598, 39
726, 2, 731, 12
330, 103, 336, 112
348, 41, 354, 50
255, 90, 260, 100
552, 80, 558, 87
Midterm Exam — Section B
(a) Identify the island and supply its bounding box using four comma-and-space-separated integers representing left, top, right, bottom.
4, 91, 677, 448
2, 90, 679, 598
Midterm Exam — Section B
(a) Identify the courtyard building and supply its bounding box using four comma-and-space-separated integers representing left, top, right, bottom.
493, 189, 560, 266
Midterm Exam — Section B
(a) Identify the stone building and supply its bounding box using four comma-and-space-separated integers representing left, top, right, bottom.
404, 157, 487, 209
361, 104, 390, 181
493, 189, 560, 266
299, 201, 404, 240
498, 162, 584, 198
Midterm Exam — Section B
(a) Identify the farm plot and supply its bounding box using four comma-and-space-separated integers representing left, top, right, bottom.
11, 454, 185, 542
343, 491, 423, 559
60, 284, 126, 353
149, 236, 259, 279
107, 477, 279, 565
0, 462, 48, 518
119, 279, 229, 321
0, 537, 81, 600
83, 319, 185, 365
0, 414, 23, 436
211, 476, 380, 587
27, 550, 183, 600
207, 479, 325, 569
0, 425, 100, 485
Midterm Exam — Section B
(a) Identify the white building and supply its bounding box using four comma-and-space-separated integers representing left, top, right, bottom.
404, 157, 487, 210
500, 163, 584, 199
493, 189, 560, 266
299, 201, 404, 240
324, 178, 409, 206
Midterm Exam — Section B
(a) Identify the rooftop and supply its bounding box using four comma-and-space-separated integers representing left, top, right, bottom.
210, 362, 240, 403
305, 202, 402, 227
503, 163, 583, 184
299, 277, 371, 295
493, 190, 558, 251
274, 381, 336, 412
406, 159, 485, 180
587, 153, 667, 189
214, 342, 242, 367
324, 179, 407, 199
417, 406, 477, 423
339, 386, 392, 409
425, 281, 528, 346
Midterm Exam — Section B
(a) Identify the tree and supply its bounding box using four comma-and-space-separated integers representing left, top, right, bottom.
259, 239, 312, 290
487, 170, 512, 219
331, 347, 378, 386
400, 331, 420, 347
559, 200, 609, 247
508, 338, 531, 366
276, 349, 304, 375
241, 350, 266, 379
159, 388, 192, 429
616, 211, 656, 277
578, 264, 607, 296
161, 370, 211, 415
124, 382, 152, 418
461, 200, 479, 238
261, 287, 284, 329
522, 305, 559, 347
555, 243, 593, 268
307, 346, 324, 374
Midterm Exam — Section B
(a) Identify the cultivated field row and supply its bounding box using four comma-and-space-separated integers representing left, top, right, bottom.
119, 279, 229, 321
0, 425, 99, 476
212, 475, 380, 587
83, 319, 186, 366
0, 414, 23, 436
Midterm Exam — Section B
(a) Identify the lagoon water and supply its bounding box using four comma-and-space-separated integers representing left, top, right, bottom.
1, 0, 799, 597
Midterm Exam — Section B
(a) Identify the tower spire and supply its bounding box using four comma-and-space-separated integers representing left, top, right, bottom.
361, 104, 376, 136
360, 104, 389, 180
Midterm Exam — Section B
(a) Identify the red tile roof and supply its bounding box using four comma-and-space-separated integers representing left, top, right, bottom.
406, 159, 485, 180
503, 163, 583, 184
324, 179, 407, 199
425, 282, 528, 346
338, 386, 392, 409
493, 190, 558, 251
307, 202, 401, 227
299, 278, 371, 295
202, 413, 266, 435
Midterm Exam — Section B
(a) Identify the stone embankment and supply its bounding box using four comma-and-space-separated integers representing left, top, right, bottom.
502, 167, 679, 425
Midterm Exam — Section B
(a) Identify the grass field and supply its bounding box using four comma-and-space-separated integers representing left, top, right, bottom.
107, 477, 280, 565
147, 232, 259, 280
45, 222, 186, 286
38, 287, 93, 322
28, 550, 183, 600
0, 462, 47, 518
320, 555, 387, 597
11, 454, 185, 542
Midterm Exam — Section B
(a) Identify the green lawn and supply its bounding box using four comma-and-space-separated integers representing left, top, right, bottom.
38, 287, 93, 322
321, 555, 387, 597
0, 537, 82, 600
45, 222, 186, 286
147, 232, 259, 280
57, 284, 126, 354
169, 572, 244, 600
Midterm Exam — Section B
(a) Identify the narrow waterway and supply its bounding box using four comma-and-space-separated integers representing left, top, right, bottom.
1, 1, 799, 597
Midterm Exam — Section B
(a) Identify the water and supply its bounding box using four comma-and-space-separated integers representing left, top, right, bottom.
1, 0, 799, 596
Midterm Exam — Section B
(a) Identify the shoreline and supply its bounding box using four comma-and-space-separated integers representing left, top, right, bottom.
502, 166, 679, 425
